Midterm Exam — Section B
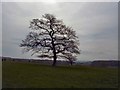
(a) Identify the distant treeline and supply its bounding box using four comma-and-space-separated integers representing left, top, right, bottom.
2, 56, 119, 67
2, 57, 72, 66
91, 60, 119, 67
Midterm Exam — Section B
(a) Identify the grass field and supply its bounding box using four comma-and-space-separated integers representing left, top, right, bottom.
2, 61, 118, 88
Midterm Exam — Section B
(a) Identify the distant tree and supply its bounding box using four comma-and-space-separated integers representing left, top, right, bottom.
20, 14, 80, 66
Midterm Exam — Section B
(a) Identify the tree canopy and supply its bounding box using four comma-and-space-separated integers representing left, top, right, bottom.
20, 14, 80, 66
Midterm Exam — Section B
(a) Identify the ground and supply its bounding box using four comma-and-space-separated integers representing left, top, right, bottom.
2, 61, 118, 88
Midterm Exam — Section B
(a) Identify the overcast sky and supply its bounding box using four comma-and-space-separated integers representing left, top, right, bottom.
2, 2, 118, 61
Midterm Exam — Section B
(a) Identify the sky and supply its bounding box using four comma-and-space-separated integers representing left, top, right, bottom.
2, 2, 118, 61
0, 2, 2, 56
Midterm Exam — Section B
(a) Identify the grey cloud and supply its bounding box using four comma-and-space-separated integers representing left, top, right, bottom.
0, 2, 2, 56
2, 2, 118, 61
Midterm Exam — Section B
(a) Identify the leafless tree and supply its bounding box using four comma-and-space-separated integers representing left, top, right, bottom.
20, 14, 80, 66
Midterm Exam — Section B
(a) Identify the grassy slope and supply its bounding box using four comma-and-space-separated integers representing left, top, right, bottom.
0, 61, 2, 89
2, 61, 118, 88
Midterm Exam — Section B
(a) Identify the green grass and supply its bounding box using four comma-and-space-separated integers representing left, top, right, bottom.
0, 62, 2, 89
2, 61, 118, 88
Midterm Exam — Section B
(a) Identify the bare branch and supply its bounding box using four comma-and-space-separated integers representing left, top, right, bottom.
20, 14, 80, 66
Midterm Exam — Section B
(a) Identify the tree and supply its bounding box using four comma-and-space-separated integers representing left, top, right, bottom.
20, 14, 80, 66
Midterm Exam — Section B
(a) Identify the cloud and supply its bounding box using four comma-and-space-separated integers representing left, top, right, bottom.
2, 2, 118, 61
0, 2, 2, 56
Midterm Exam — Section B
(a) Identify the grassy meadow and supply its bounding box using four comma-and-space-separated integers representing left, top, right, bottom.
2, 61, 118, 88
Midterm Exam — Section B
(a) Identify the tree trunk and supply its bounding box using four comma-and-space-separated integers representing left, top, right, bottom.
52, 43, 57, 66
50, 24, 57, 66
70, 61, 73, 65
52, 53, 57, 66
51, 38, 57, 66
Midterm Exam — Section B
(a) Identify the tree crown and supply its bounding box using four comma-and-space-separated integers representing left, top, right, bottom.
20, 14, 80, 63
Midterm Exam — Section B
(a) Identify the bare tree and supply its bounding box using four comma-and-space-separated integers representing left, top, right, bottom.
20, 14, 80, 66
